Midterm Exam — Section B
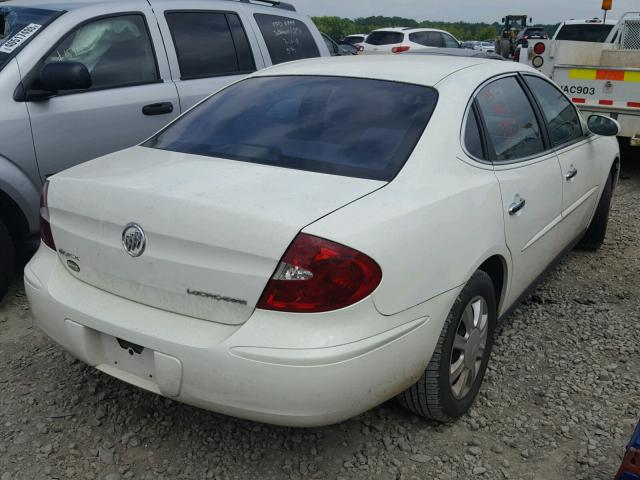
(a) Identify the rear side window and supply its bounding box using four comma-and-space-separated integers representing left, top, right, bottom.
254, 14, 320, 65
464, 108, 485, 159
555, 24, 614, 42
165, 12, 255, 79
366, 31, 404, 45
43, 14, 158, 90
475, 76, 545, 162
409, 31, 442, 47
525, 75, 584, 147
146, 76, 438, 181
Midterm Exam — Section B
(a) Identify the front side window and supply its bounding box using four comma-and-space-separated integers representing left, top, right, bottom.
366, 31, 404, 45
475, 76, 545, 162
145, 76, 438, 181
442, 33, 460, 48
0, 7, 59, 71
166, 12, 255, 80
254, 14, 320, 65
409, 31, 442, 47
44, 14, 158, 90
525, 75, 583, 147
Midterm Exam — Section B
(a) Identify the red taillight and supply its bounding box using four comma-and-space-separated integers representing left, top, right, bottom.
257, 233, 382, 313
392, 45, 411, 54
40, 180, 55, 250
514, 48, 521, 62
533, 42, 546, 55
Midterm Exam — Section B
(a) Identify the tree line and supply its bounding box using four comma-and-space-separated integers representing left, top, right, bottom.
312, 16, 560, 42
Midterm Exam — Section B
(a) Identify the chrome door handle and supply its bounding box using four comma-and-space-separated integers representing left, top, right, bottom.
508, 198, 526, 216
565, 167, 578, 181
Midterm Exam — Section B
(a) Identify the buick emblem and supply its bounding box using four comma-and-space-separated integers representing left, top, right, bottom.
122, 223, 146, 257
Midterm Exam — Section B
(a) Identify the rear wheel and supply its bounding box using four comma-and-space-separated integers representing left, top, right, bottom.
398, 271, 497, 422
579, 173, 613, 251
0, 219, 16, 301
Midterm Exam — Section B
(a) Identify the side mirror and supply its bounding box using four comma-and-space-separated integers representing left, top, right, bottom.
587, 114, 620, 137
40, 61, 91, 93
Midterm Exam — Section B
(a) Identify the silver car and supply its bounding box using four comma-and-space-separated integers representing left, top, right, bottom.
0, 0, 329, 299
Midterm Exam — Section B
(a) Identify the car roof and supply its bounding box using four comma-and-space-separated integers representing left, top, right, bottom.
372, 27, 449, 34
562, 18, 617, 25
255, 55, 527, 87
1, 0, 300, 12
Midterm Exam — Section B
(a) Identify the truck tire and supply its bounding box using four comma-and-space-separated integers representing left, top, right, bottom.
0, 219, 16, 301
397, 271, 497, 422
579, 173, 613, 251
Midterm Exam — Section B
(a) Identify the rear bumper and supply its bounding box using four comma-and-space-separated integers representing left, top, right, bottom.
24, 246, 458, 427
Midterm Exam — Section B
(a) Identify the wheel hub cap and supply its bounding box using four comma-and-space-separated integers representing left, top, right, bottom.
449, 296, 489, 400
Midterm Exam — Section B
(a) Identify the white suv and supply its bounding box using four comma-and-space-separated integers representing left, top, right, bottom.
362, 27, 461, 54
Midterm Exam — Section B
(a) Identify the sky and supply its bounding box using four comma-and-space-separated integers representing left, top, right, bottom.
288, 0, 638, 25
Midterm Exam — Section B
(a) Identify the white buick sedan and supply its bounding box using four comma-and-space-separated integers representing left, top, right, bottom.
25, 56, 620, 427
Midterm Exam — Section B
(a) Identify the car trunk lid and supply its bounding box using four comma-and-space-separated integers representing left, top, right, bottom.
48, 147, 385, 325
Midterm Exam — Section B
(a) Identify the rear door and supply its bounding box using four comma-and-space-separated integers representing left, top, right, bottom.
522, 74, 602, 248
153, 2, 265, 111
474, 75, 564, 306
21, 8, 180, 179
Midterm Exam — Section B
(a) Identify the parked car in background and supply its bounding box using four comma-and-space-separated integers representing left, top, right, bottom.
26, 55, 620, 427
515, 26, 549, 47
480, 41, 496, 53
322, 33, 358, 56
461, 41, 479, 50
0, 0, 329, 300
341, 33, 368, 52
552, 18, 617, 42
362, 27, 461, 54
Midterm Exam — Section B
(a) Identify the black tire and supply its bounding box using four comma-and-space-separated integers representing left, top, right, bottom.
578, 173, 613, 251
398, 271, 497, 422
0, 219, 16, 302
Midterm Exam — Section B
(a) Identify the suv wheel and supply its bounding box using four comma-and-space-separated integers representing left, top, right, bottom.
398, 271, 497, 422
0, 219, 16, 301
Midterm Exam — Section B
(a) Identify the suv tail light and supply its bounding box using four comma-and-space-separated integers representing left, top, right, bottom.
533, 42, 546, 55
40, 180, 56, 250
392, 45, 411, 54
257, 233, 382, 313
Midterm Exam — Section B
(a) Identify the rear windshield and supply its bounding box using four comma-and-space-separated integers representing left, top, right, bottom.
555, 24, 614, 42
145, 76, 438, 181
0, 7, 59, 71
366, 31, 404, 45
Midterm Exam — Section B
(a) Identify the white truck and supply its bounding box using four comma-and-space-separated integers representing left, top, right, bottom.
520, 13, 640, 146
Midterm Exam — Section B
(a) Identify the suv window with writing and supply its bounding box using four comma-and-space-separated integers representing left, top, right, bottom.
254, 14, 320, 65
44, 14, 158, 90
525, 75, 583, 147
476, 77, 545, 162
166, 12, 255, 79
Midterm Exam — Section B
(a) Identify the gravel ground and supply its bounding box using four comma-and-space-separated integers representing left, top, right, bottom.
1, 155, 639, 480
